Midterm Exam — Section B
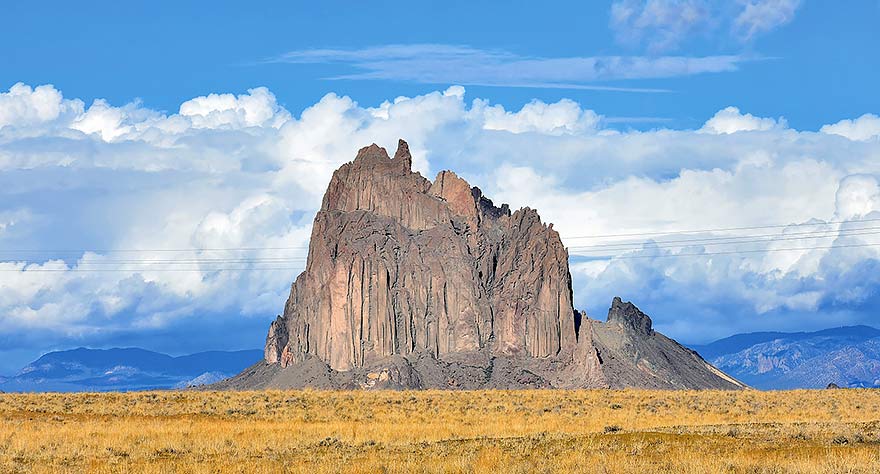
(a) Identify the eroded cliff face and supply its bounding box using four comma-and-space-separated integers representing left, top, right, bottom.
241, 140, 745, 391
265, 140, 580, 372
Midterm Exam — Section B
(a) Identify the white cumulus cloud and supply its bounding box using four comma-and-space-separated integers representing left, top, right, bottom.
835, 175, 880, 220
179, 87, 291, 129
821, 114, 880, 141
700, 106, 786, 134
475, 99, 602, 135
0, 83, 83, 130
1, 81, 880, 353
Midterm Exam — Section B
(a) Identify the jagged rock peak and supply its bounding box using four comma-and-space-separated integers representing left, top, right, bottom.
354, 143, 390, 162
392, 138, 412, 169
473, 186, 511, 219
428, 170, 479, 219
607, 297, 654, 336
352, 140, 412, 171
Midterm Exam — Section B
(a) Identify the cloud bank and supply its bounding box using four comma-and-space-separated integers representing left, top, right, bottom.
1, 81, 879, 365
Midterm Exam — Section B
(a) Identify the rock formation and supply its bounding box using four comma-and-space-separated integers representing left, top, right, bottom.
587, 298, 745, 389
222, 140, 744, 390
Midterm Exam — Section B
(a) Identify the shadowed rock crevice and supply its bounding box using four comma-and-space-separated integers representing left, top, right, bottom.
229, 140, 745, 390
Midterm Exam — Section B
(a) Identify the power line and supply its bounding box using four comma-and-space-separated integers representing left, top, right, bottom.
3, 217, 877, 255
47, 258, 310, 264
567, 224, 880, 249
0, 267, 306, 273
567, 227, 880, 252
560, 217, 880, 240
3, 241, 879, 272
2, 217, 880, 272
0, 246, 311, 254
1, 217, 877, 256
24, 226, 880, 264
586, 241, 880, 260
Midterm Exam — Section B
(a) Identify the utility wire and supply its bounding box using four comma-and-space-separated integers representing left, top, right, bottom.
3, 241, 879, 271
47, 258, 310, 265
583, 241, 880, 260
567, 227, 880, 252
5, 218, 879, 254
0, 267, 306, 273
0, 246, 312, 254
560, 217, 880, 240
3, 217, 880, 271
2, 217, 879, 255
18, 226, 880, 264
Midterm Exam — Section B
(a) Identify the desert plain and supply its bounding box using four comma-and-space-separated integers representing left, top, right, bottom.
1, 389, 879, 473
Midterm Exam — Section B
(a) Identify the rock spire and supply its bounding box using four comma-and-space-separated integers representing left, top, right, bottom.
228, 140, 748, 391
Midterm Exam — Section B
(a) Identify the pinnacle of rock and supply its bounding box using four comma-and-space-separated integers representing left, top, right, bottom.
392, 138, 412, 169
354, 143, 389, 161
607, 296, 654, 336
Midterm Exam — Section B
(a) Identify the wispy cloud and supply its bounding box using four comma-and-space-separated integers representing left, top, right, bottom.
734, 0, 802, 40
611, 0, 713, 53
610, 0, 803, 52
267, 44, 751, 93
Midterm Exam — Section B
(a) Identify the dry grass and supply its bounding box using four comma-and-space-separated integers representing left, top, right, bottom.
1, 389, 880, 473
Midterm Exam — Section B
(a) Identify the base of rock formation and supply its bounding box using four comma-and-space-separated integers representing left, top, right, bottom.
215, 297, 746, 390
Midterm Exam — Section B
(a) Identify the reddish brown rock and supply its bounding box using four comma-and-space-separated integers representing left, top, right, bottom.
266, 140, 580, 371
247, 140, 745, 390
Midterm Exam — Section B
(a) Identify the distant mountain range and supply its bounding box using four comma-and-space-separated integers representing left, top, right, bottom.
690, 326, 880, 389
0, 347, 262, 392
8, 324, 879, 392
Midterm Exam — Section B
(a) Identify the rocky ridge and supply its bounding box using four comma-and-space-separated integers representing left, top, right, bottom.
692, 326, 880, 389
222, 140, 744, 390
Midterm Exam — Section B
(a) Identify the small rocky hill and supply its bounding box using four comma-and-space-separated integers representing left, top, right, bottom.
587, 298, 744, 389
222, 140, 744, 390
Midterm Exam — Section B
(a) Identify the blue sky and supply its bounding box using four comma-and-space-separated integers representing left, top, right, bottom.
3, 1, 877, 129
1, 1, 880, 373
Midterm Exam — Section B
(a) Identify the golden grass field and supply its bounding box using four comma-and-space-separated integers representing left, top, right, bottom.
1, 389, 880, 473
